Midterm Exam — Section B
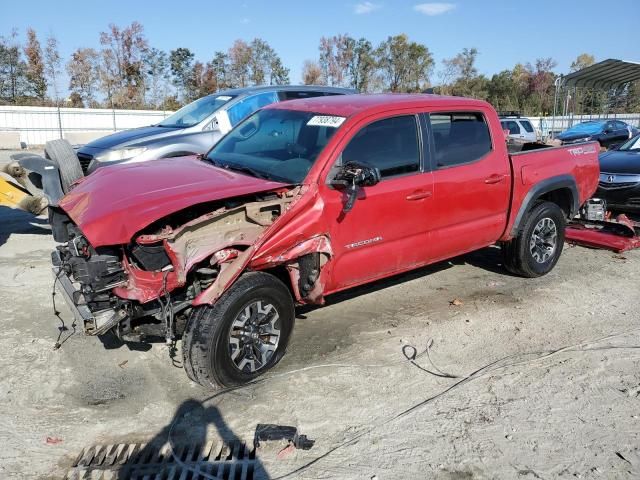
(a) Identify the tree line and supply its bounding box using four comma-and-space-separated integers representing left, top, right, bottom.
1, 24, 638, 115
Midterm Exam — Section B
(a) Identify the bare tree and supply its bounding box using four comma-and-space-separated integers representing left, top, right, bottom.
67, 48, 100, 107
24, 28, 47, 101
302, 60, 323, 85
318, 34, 351, 86
99, 22, 148, 107
142, 47, 170, 108
228, 40, 252, 87
44, 34, 61, 104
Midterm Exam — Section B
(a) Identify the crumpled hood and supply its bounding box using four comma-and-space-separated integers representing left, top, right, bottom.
59, 156, 287, 247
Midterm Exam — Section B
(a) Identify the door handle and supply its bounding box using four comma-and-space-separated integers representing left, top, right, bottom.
484, 174, 505, 184
406, 190, 432, 201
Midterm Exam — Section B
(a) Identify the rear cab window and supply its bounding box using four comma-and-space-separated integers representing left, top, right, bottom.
429, 112, 493, 168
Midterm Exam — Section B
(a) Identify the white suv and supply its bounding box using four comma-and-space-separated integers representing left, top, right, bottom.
499, 114, 537, 143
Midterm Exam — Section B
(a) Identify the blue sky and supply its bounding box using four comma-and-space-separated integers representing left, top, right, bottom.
2, 0, 639, 92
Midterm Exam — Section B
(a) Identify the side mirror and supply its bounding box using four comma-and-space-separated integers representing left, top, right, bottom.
330, 162, 381, 213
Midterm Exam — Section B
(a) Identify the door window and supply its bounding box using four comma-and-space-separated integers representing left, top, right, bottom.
227, 91, 280, 126
341, 115, 420, 178
430, 112, 492, 168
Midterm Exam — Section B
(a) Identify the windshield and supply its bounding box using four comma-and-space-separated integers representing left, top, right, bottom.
619, 134, 640, 151
158, 94, 235, 128
206, 108, 345, 184
563, 121, 604, 136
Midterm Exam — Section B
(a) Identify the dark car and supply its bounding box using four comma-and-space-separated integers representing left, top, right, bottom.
595, 134, 640, 211
556, 120, 638, 148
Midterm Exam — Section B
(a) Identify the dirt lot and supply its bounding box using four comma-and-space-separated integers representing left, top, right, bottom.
1, 151, 639, 479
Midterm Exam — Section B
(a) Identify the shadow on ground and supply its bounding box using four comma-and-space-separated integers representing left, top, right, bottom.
0, 205, 50, 248
65, 398, 271, 479
297, 245, 511, 317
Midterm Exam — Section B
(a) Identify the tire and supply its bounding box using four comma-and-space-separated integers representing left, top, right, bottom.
502, 201, 565, 278
182, 271, 295, 389
44, 139, 84, 193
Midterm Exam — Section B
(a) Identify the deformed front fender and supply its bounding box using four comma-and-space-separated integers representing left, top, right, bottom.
191, 235, 334, 306
191, 246, 256, 306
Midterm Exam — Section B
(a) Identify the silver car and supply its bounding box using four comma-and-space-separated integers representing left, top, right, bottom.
79, 85, 355, 173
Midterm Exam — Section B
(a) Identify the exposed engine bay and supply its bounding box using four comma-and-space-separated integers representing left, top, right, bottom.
50, 187, 303, 344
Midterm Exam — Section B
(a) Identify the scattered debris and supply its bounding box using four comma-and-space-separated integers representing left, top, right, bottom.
615, 452, 632, 464
276, 444, 296, 460
450, 298, 463, 306
254, 424, 315, 451
118, 360, 128, 369
45, 436, 63, 445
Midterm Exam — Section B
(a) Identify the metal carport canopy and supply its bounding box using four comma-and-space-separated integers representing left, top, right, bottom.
561, 59, 640, 89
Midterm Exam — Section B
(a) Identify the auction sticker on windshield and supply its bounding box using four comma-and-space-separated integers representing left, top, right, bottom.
217, 95, 233, 101
307, 116, 346, 128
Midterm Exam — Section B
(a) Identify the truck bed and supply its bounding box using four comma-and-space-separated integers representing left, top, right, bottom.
502, 142, 600, 240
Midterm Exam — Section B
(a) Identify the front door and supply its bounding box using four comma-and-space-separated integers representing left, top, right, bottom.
322, 114, 434, 291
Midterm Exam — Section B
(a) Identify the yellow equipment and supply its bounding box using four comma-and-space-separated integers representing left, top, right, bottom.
0, 162, 48, 215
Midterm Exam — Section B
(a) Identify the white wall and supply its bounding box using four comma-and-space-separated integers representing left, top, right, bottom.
0, 105, 172, 147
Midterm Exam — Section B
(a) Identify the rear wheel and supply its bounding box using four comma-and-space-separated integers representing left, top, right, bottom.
502, 201, 565, 278
182, 271, 295, 389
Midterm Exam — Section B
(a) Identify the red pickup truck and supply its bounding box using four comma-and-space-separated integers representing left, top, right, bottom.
50, 94, 599, 389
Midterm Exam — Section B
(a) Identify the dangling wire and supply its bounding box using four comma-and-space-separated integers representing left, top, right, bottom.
52, 267, 76, 350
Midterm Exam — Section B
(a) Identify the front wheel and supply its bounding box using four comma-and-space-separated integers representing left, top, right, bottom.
182, 271, 295, 389
502, 201, 565, 278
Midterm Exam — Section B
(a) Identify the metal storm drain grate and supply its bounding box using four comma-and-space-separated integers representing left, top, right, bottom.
65, 441, 262, 480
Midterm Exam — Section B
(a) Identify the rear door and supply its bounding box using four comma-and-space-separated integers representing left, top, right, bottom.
322, 113, 435, 290
426, 110, 511, 262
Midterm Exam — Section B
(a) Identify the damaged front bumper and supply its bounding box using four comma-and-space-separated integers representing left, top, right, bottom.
51, 250, 126, 335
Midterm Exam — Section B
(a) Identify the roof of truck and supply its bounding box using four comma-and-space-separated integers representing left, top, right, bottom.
267, 93, 492, 117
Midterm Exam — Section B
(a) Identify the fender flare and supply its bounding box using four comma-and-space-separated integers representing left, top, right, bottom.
510, 174, 579, 237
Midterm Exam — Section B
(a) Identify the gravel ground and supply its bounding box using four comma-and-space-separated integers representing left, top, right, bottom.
0, 153, 639, 479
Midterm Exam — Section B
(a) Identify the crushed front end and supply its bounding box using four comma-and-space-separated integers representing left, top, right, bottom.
48, 188, 300, 344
